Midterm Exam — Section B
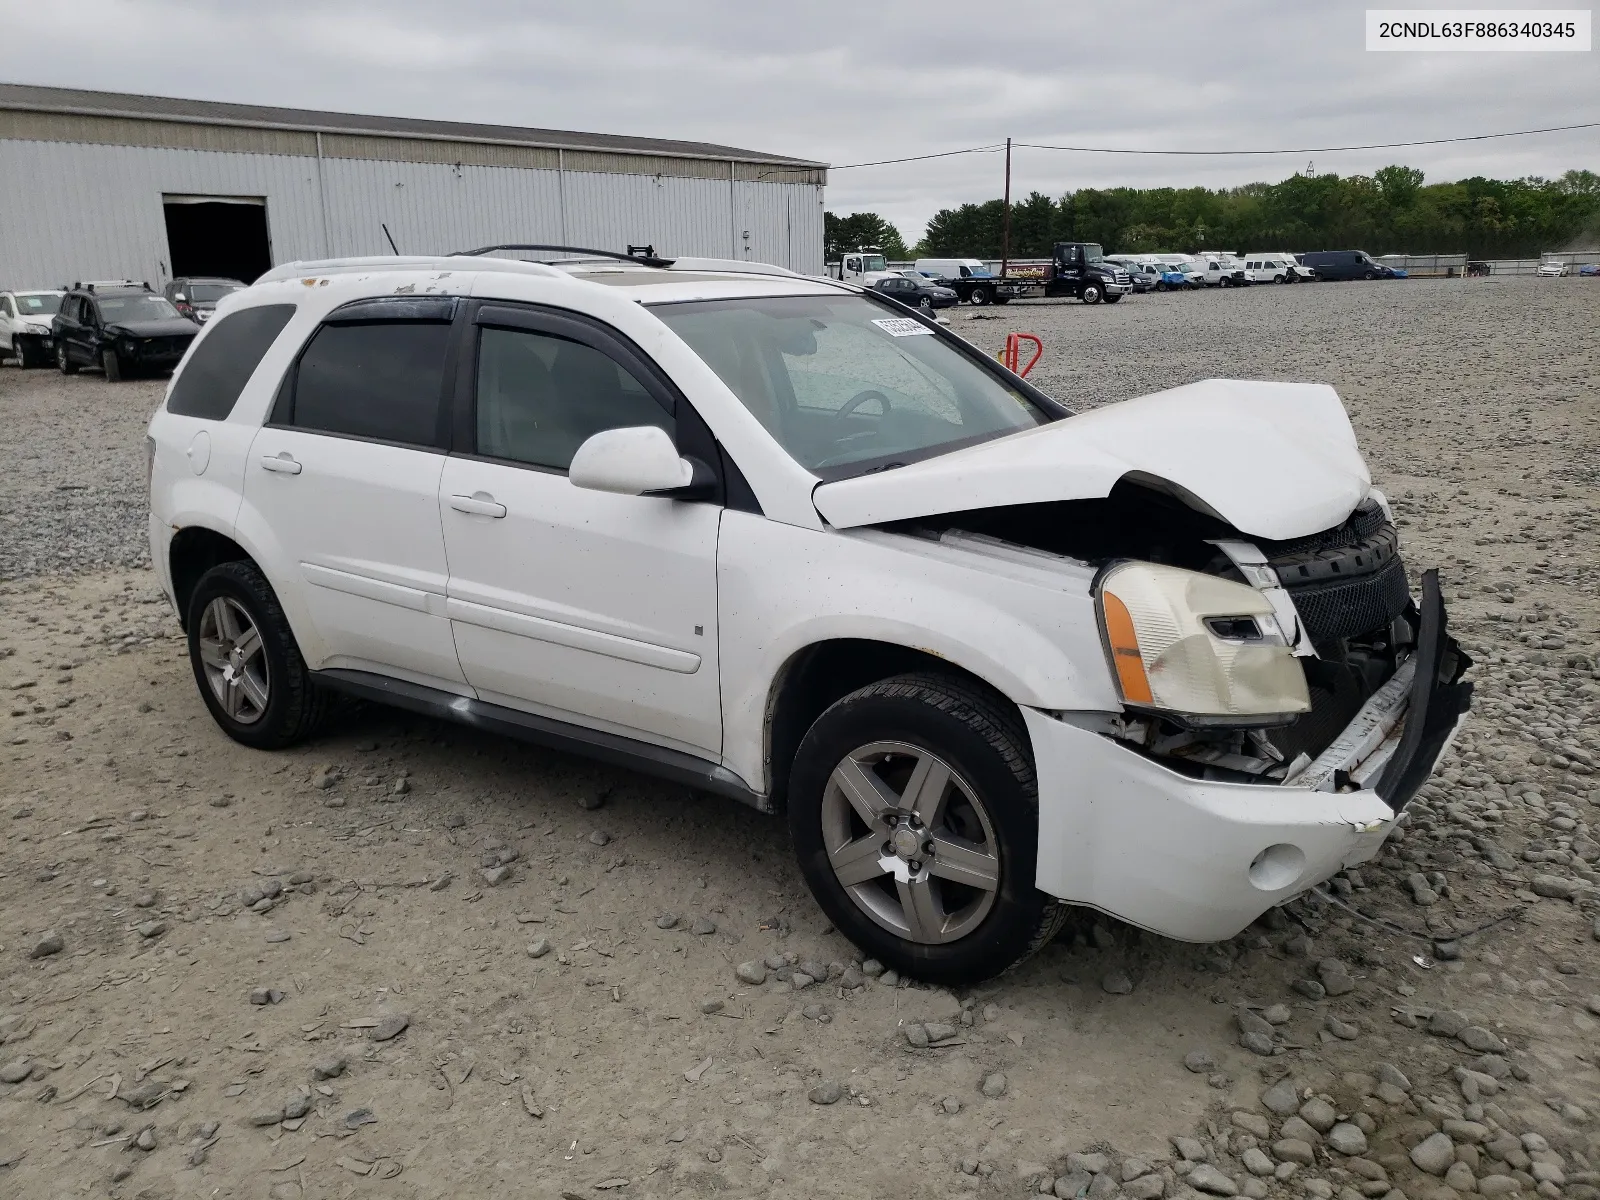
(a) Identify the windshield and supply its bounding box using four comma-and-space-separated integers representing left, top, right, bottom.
652, 294, 1055, 478
860, 255, 887, 273
17, 293, 63, 315
96, 294, 180, 322
188, 282, 242, 302
1083, 244, 1105, 264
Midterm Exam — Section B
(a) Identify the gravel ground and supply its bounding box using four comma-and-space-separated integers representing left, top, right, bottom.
1, 275, 1599, 1200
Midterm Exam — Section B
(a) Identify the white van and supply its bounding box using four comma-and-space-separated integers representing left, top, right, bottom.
1243, 254, 1312, 284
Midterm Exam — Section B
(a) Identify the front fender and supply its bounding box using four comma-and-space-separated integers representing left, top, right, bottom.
717, 512, 1118, 791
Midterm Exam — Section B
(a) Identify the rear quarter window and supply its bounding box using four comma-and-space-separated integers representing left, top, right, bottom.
166, 304, 296, 420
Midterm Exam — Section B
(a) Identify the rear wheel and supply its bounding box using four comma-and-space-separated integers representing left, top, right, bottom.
967, 286, 991, 306
787, 674, 1066, 983
1081, 283, 1103, 304
57, 342, 77, 374
186, 560, 327, 749
101, 348, 122, 382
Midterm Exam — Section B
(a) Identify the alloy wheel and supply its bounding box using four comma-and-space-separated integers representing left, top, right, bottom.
198, 596, 270, 724
820, 741, 1000, 944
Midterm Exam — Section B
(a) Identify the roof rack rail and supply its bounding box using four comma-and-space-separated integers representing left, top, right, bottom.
450, 243, 677, 269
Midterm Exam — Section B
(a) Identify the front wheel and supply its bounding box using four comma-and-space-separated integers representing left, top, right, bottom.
101, 348, 123, 382
1155, 281, 1168, 292
787, 674, 1066, 983
1364, 270, 1377, 280
1081, 283, 1103, 304
57, 342, 78, 374
186, 560, 327, 749
919, 296, 933, 310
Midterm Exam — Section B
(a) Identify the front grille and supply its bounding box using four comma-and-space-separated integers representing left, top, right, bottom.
1260, 502, 1411, 648
1285, 554, 1410, 648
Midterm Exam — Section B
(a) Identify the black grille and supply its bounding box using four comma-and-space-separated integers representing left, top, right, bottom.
1284, 552, 1410, 648
1259, 502, 1411, 649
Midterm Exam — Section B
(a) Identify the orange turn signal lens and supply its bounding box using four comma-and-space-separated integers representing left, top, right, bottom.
1101, 591, 1154, 705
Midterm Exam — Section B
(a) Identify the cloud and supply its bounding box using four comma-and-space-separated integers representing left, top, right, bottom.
0, 0, 1592, 240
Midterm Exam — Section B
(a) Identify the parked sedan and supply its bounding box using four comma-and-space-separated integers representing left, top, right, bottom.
871, 274, 959, 310
164, 277, 246, 323
1, 289, 64, 367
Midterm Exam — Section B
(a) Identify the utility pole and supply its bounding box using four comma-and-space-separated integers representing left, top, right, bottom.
1001, 136, 1012, 278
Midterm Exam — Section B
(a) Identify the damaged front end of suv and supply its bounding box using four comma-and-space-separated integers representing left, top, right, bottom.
812, 377, 1474, 940
936, 481, 1471, 802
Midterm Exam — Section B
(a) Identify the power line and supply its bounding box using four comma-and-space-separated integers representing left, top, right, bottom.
827, 121, 1600, 168
829, 144, 1004, 169
1015, 119, 1600, 156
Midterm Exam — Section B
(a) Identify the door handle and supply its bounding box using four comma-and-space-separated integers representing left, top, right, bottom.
449, 492, 507, 518
260, 452, 302, 475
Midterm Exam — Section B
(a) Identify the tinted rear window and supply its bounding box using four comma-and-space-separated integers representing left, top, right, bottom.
167, 304, 296, 420
286, 321, 451, 447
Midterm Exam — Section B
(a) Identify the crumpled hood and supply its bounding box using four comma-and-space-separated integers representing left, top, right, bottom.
105, 317, 200, 339
811, 378, 1373, 541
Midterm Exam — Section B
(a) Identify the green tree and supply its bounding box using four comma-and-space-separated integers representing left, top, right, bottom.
824, 212, 911, 261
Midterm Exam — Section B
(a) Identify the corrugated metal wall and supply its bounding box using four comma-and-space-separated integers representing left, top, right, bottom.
0, 138, 824, 287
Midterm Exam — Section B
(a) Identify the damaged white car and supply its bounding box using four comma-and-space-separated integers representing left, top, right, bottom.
147, 247, 1473, 983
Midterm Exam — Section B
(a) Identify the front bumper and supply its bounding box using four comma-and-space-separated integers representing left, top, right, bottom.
1105, 282, 1132, 295
1025, 571, 1471, 942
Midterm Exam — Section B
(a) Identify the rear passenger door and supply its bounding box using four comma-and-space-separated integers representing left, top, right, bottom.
438, 302, 723, 755
242, 297, 468, 688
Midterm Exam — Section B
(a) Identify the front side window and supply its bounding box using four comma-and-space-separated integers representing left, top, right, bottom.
475, 325, 671, 471
168, 304, 296, 420
653, 294, 1054, 479
286, 320, 450, 447
0, 298, 12, 317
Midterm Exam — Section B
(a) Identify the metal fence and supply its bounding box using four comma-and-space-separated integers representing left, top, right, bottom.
1376, 254, 1468, 277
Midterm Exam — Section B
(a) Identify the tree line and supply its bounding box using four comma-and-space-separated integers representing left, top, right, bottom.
826, 167, 1600, 261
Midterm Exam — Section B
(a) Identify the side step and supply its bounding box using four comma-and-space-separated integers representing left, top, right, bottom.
314, 668, 769, 813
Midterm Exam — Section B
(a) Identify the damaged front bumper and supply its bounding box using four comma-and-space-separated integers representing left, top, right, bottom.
1025, 570, 1473, 942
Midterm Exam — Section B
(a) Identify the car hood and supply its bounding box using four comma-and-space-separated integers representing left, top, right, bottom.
811, 378, 1372, 541
105, 318, 199, 338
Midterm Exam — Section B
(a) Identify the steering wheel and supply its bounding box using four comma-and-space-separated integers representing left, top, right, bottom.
834, 389, 891, 421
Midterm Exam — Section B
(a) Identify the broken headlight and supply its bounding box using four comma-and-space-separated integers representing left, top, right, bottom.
1096, 562, 1311, 727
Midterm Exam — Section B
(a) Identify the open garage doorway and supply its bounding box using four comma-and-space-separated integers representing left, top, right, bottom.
163, 195, 272, 283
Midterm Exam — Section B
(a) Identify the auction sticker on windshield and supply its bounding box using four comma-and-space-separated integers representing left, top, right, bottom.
871, 317, 935, 337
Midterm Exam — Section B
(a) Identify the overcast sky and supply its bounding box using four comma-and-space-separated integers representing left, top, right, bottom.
2, 0, 1595, 240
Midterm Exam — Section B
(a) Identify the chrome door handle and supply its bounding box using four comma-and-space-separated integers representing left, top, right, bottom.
260, 452, 302, 475
449, 492, 506, 518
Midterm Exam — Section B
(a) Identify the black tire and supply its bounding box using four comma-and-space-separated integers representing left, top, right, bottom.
787, 673, 1067, 983
101, 348, 122, 382
919, 296, 933, 310
968, 286, 991, 306
1104, 293, 1122, 304
1154, 281, 1168, 292
1364, 270, 1377, 281
6, 339, 22, 368
186, 560, 327, 750
1081, 283, 1102, 304
57, 342, 78, 375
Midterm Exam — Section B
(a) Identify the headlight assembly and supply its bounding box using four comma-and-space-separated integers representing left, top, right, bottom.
1097, 562, 1311, 727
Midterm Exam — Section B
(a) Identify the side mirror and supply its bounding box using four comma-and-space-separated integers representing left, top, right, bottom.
569, 426, 699, 497
173, 293, 186, 302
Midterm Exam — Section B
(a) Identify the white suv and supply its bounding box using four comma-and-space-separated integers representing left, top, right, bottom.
147, 248, 1472, 982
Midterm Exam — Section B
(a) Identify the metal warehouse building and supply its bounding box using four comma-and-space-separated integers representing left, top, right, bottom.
0, 83, 827, 288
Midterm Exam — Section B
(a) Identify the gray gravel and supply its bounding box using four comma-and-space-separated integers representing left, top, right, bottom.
0, 365, 163, 578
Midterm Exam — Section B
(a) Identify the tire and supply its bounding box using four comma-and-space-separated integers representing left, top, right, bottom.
1364, 270, 1377, 281
967, 286, 991, 306
57, 342, 78, 374
1081, 283, 1102, 304
1103, 293, 1122, 303
101, 348, 122, 382
1155, 281, 1167, 292
186, 560, 327, 750
919, 296, 933, 310
787, 673, 1068, 983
